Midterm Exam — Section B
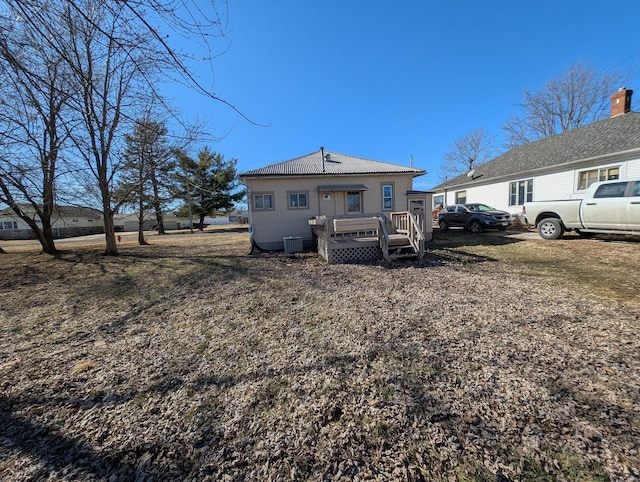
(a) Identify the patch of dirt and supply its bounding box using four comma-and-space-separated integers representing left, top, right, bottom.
0, 232, 639, 481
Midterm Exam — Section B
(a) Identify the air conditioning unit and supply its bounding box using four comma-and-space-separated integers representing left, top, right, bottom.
283, 236, 303, 254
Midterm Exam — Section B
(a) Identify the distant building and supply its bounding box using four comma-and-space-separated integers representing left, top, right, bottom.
0, 204, 103, 240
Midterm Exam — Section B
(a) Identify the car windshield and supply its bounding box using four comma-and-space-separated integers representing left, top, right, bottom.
466, 203, 495, 212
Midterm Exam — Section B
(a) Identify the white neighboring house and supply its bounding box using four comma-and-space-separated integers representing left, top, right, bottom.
0, 204, 103, 240
431, 88, 640, 217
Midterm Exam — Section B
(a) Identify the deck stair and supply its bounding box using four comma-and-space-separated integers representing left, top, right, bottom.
378, 212, 425, 262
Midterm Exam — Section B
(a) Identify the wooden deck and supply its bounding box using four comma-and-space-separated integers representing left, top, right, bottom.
309, 212, 430, 263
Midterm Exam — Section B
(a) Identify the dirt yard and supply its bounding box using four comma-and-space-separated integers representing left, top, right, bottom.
1, 230, 639, 481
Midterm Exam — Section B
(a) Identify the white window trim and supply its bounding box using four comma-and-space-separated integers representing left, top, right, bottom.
509, 179, 533, 206
577, 166, 621, 191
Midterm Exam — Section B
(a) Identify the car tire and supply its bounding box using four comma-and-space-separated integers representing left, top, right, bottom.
537, 217, 564, 240
468, 220, 483, 234
439, 220, 448, 231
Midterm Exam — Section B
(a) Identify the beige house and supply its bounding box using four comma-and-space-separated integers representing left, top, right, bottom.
240, 149, 432, 262
0, 204, 103, 240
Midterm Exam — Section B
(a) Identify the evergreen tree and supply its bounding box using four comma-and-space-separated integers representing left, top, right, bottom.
175, 147, 244, 230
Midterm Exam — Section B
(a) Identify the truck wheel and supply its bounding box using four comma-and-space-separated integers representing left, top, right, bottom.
468, 220, 483, 234
537, 218, 564, 240
439, 220, 448, 231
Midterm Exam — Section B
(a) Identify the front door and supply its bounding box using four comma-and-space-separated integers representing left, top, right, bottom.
319, 191, 339, 217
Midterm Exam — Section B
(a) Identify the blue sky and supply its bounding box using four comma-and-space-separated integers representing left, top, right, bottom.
167, 1, 640, 191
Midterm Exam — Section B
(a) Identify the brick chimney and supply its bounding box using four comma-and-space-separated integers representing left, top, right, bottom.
610, 87, 633, 117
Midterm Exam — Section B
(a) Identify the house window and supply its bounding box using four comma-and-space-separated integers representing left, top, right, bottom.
0, 221, 18, 230
287, 191, 309, 209
253, 192, 274, 210
346, 191, 362, 213
382, 184, 394, 211
433, 195, 444, 210
509, 179, 533, 206
578, 166, 620, 190
455, 191, 467, 204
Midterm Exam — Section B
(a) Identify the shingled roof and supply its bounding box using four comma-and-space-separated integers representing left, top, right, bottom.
432, 111, 640, 190
0, 204, 102, 218
240, 149, 425, 178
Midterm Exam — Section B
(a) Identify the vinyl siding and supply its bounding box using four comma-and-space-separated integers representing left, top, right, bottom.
626, 158, 640, 178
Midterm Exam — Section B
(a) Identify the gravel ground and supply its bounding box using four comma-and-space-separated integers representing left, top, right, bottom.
0, 231, 639, 481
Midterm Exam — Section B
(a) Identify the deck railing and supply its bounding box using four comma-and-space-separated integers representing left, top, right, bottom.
389, 211, 425, 259
309, 211, 426, 262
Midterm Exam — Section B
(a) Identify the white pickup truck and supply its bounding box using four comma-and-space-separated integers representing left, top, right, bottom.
522, 179, 640, 239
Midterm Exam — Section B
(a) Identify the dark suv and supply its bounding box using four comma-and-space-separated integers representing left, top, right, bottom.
438, 203, 511, 233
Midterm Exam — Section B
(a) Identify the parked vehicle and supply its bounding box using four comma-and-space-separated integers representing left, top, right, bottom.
522, 179, 640, 239
438, 203, 512, 233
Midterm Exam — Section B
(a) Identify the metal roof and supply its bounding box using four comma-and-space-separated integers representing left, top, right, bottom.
317, 184, 369, 191
432, 111, 640, 190
239, 150, 425, 178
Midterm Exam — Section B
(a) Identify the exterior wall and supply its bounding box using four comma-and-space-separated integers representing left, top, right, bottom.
244, 174, 419, 249
626, 157, 640, 178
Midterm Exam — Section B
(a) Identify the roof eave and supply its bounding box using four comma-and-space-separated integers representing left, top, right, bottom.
432, 146, 640, 191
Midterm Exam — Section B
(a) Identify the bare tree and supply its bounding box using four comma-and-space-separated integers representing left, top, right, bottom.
439, 127, 497, 180
503, 63, 630, 148
1, 0, 241, 256
0, 11, 74, 254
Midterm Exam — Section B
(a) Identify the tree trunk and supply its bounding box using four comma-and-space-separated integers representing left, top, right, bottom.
137, 189, 148, 245
39, 215, 59, 254
199, 213, 206, 231
138, 226, 149, 245
151, 175, 165, 234
103, 210, 118, 256
19, 213, 57, 255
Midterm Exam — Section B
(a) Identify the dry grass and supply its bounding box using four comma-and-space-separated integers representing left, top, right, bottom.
0, 229, 639, 481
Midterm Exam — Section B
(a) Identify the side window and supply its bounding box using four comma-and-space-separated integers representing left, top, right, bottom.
593, 182, 628, 198
634, 181, 640, 197
509, 179, 533, 206
455, 191, 467, 204
381, 184, 394, 211
0, 221, 18, 230
456, 206, 466, 213
253, 192, 274, 210
287, 191, 309, 209
578, 166, 620, 190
